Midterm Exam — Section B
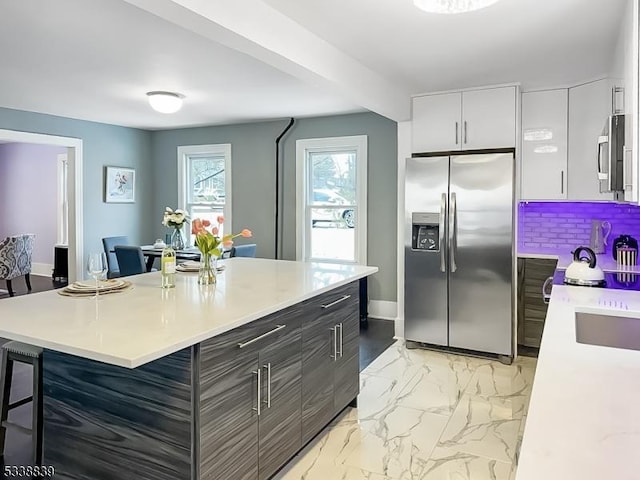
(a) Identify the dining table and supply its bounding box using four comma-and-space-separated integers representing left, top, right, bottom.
140, 245, 201, 272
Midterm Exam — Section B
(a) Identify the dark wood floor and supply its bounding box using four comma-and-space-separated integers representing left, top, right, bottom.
0, 275, 66, 300
0, 275, 395, 477
359, 318, 395, 371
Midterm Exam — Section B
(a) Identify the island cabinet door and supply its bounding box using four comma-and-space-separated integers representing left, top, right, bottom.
257, 316, 302, 480
334, 307, 360, 412
301, 281, 360, 443
199, 328, 260, 480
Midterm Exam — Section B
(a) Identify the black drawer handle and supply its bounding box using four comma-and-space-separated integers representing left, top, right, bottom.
321, 295, 351, 309
238, 324, 286, 348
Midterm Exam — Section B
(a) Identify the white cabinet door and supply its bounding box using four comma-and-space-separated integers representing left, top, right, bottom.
521, 89, 569, 200
568, 79, 613, 201
462, 87, 517, 150
412, 93, 462, 153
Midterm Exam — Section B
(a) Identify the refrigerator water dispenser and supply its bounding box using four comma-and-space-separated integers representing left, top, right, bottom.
411, 213, 440, 251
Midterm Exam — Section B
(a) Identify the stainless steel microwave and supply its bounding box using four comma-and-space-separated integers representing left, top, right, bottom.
597, 114, 626, 195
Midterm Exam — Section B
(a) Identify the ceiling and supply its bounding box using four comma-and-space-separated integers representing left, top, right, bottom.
0, 0, 363, 130
0, 0, 629, 130
263, 0, 628, 93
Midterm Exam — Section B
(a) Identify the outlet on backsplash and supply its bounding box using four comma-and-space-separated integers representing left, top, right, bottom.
518, 202, 640, 253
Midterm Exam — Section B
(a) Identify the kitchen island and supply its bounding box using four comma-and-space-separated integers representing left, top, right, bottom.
0, 258, 378, 480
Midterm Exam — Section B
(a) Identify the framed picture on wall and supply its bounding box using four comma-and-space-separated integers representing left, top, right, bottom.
104, 166, 136, 203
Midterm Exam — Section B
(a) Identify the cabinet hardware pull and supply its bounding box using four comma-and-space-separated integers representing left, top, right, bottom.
263, 363, 272, 408
464, 121, 468, 144
338, 323, 343, 358
440, 193, 446, 273
455, 122, 459, 145
253, 369, 261, 416
238, 324, 286, 348
449, 192, 457, 273
561, 171, 564, 195
321, 295, 351, 309
330, 326, 337, 361
542, 276, 554, 304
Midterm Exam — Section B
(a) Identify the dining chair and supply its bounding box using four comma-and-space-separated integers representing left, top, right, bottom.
114, 246, 146, 277
230, 244, 257, 258
102, 236, 128, 278
0, 234, 35, 297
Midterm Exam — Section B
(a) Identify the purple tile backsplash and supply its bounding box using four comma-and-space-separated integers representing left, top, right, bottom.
518, 202, 640, 254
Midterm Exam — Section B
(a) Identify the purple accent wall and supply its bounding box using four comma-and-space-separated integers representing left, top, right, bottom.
519, 201, 640, 254
0, 143, 66, 265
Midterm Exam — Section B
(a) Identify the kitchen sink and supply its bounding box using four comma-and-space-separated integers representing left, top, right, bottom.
576, 312, 640, 352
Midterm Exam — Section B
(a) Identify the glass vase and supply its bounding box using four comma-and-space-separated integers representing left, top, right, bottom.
198, 253, 217, 285
171, 228, 185, 250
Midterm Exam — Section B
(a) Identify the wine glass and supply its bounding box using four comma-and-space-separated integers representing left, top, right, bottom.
86, 252, 108, 299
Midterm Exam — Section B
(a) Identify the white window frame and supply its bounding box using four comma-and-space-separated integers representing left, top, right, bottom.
177, 144, 232, 238
296, 135, 368, 265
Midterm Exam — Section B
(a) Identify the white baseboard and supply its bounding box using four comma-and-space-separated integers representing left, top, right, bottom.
31, 262, 53, 277
394, 316, 404, 339
368, 300, 397, 321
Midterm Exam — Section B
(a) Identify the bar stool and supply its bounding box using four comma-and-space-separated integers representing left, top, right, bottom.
0, 341, 43, 464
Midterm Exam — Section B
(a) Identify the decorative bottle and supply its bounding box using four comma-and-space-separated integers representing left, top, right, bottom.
161, 245, 176, 289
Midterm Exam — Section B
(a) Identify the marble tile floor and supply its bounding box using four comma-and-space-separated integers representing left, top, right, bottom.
276, 341, 536, 480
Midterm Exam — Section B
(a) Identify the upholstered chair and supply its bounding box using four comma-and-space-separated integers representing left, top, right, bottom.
114, 246, 146, 277
230, 244, 257, 258
102, 236, 128, 279
0, 234, 35, 297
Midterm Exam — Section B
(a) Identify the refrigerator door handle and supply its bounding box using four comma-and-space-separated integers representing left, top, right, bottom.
449, 192, 457, 273
440, 193, 447, 272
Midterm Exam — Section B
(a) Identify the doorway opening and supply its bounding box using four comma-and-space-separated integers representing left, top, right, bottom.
0, 129, 83, 284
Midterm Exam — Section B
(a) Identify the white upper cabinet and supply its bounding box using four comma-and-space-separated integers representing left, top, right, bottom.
411, 93, 461, 153
461, 87, 517, 150
521, 89, 569, 200
411, 86, 516, 153
567, 79, 614, 201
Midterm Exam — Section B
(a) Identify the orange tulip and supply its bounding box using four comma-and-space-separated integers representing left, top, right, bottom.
223, 239, 234, 248
202, 219, 211, 227
191, 219, 203, 234
212, 227, 219, 235
217, 215, 225, 225
241, 229, 252, 238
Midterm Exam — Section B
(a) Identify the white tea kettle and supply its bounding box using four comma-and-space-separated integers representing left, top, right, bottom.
564, 246, 606, 287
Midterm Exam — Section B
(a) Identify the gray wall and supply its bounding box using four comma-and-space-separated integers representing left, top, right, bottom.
151, 112, 398, 302
0, 107, 153, 259
0, 143, 66, 264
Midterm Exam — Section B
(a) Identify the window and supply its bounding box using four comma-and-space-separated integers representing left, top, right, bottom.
296, 135, 367, 264
178, 144, 232, 244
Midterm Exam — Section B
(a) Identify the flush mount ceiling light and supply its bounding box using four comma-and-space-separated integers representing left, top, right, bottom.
146, 91, 184, 114
413, 0, 500, 14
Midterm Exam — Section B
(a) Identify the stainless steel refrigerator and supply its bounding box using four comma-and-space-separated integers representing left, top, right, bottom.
404, 150, 514, 357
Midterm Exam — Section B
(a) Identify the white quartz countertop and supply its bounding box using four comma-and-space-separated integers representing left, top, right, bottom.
517, 284, 640, 479
0, 258, 377, 368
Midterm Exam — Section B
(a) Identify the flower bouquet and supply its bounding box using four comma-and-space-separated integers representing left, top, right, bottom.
162, 207, 190, 250
192, 216, 252, 284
